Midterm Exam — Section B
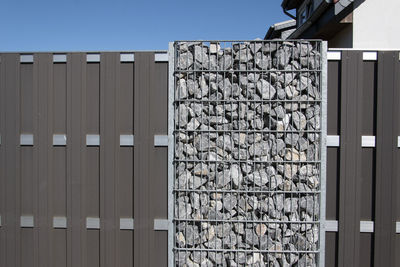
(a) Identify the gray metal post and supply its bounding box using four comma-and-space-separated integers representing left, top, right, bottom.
168, 42, 175, 267
319, 40, 328, 267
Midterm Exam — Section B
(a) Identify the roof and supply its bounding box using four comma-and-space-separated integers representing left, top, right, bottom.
281, 0, 304, 10
264, 19, 296, 39
286, 0, 354, 39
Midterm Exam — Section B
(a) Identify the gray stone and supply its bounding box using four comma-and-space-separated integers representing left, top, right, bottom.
249, 141, 270, 157
284, 198, 298, 213
292, 111, 307, 130
193, 45, 209, 69
219, 54, 232, 69
247, 169, 268, 186
175, 104, 189, 127
271, 105, 285, 119
176, 78, 188, 99
256, 79, 276, 99
285, 133, 300, 145
175, 197, 192, 219
187, 118, 200, 130
235, 48, 253, 62
275, 46, 291, 69
244, 229, 259, 245
255, 52, 271, 69
195, 76, 209, 98
223, 194, 238, 211
177, 52, 193, 69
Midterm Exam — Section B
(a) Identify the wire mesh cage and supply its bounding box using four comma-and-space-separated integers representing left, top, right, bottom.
171, 40, 326, 266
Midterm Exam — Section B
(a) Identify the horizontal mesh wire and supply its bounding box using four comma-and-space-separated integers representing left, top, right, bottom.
173, 40, 322, 267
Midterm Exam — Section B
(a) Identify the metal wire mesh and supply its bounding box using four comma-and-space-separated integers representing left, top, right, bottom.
173, 40, 324, 266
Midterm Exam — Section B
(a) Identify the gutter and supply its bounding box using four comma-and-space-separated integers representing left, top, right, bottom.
288, 0, 332, 39
283, 8, 296, 20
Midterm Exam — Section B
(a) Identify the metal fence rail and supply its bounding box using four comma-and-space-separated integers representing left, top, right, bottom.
171, 40, 327, 266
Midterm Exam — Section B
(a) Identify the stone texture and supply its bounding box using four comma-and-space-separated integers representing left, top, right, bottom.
174, 41, 321, 267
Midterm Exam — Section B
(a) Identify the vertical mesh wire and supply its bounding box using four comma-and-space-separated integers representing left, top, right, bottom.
173, 40, 323, 266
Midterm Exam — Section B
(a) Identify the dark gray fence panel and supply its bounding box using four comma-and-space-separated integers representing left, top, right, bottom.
374, 51, 399, 267
1, 48, 400, 267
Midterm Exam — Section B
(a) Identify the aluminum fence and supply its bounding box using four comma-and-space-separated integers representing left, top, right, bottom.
170, 40, 327, 266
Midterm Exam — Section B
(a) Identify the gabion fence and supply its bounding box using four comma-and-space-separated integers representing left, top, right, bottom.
171, 40, 326, 266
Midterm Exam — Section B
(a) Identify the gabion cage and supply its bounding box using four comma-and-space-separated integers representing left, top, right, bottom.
171, 40, 326, 267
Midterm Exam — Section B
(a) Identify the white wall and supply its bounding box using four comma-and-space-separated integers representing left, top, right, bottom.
353, 0, 400, 49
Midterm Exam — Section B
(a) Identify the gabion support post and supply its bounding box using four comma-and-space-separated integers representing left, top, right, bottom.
169, 40, 327, 266
319, 41, 328, 267
168, 42, 176, 267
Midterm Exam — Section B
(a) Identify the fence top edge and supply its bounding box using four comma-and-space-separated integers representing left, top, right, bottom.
0, 50, 168, 54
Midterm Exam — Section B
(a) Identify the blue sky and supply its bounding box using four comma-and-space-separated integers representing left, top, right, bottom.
0, 0, 289, 52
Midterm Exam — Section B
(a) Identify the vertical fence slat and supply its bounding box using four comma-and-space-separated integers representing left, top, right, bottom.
325, 59, 341, 267
374, 51, 399, 267
85, 59, 100, 267
149, 61, 169, 267
20, 59, 34, 267
100, 52, 120, 267
3, 54, 21, 267
66, 53, 87, 267
134, 52, 155, 267
338, 51, 363, 267
52, 61, 67, 267
118, 59, 134, 266
35, 53, 53, 267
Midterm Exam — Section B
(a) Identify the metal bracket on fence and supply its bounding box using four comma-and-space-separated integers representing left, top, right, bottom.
0, 215, 2, 227
397, 136, 400, 148
20, 134, 34, 146
86, 54, 100, 62
361, 136, 375, 147
155, 53, 168, 62
53, 216, 67, 229
154, 135, 168, 147
53, 54, 67, 63
120, 218, 134, 230
326, 135, 340, 147
327, 51, 341, 61
53, 134, 67, 146
120, 134, 134, 146
86, 134, 100, 146
360, 221, 374, 233
120, 54, 134, 62
86, 217, 100, 229
154, 219, 169, 231
20, 215, 34, 228
325, 220, 338, 232
20, 55, 33, 63
396, 222, 400, 233
363, 52, 377, 61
